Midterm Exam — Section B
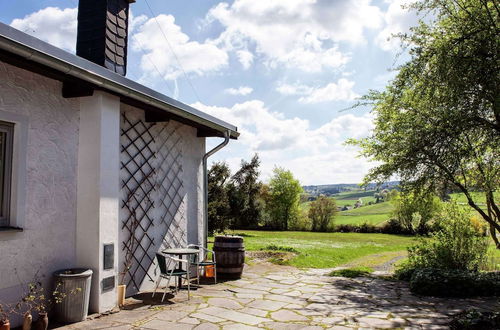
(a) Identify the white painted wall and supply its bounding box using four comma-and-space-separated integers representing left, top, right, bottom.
0, 62, 79, 313
76, 91, 120, 313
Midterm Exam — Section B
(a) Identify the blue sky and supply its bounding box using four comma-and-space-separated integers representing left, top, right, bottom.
1, 0, 418, 185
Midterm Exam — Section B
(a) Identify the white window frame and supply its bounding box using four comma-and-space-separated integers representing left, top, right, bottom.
0, 120, 14, 227
0, 110, 28, 232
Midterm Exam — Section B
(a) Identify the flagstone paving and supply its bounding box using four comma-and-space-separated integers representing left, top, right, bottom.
59, 262, 499, 329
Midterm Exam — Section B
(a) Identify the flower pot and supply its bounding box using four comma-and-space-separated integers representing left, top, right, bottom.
117, 284, 126, 307
0, 319, 10, 330
22, 312, 32, 330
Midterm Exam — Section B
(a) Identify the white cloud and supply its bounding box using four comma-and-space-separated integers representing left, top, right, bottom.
277, 79, 358, 103
10, 7, 77, 52
132, 14, 228, 80
193, 100, 373, 152
206, 0, 382, 72
299, 79, 359, 103
276, 83, 313, 96
236, 50, 254, 69
224, 86, 254, 96
375, 0, 418, 51
198, 99, 375, 184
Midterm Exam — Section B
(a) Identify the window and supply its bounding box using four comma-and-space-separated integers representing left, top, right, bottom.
0, 121, 14, 227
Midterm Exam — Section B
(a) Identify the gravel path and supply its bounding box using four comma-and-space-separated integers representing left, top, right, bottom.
373, 255, 407, 272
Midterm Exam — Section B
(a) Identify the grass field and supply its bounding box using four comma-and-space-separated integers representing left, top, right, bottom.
213, 230, 415, 268
449, 191, 499, 207
301, 190, 393, 226
214, 230, 500, 271
337, 202, 393, 225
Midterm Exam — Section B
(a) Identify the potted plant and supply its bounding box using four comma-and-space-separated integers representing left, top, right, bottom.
22, 280, 49, 330
0, 303, 13, 330
21, 274, 74, 330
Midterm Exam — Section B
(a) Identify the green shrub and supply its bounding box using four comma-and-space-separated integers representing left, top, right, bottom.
261, 244, 299, 253
328, 267, 373, 278
409, 268, 500, 297
380, 218, 409, 234
335, 223, 381, 233
394, 259, 416, 281
398, 203, 489, 275
450, 309, 500, 329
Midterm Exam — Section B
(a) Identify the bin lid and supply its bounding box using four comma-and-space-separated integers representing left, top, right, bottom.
54, 268, 93, 278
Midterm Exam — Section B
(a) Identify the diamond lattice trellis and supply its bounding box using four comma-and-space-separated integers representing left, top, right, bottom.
155, 123, 186, 249
120, 113, 186, 290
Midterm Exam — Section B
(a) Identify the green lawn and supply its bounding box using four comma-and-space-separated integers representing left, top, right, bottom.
214, 230, 415, 268
333, 190, 377, 206
450, 191, 499, 208
336, 202, 393, 225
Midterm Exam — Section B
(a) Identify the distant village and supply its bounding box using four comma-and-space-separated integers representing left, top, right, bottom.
302, 182, 400, 211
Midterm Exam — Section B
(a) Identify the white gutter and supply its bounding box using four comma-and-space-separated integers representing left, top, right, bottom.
202, 131, 230, 248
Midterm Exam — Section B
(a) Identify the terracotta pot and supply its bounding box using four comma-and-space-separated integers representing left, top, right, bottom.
22, 312, 32, 330
117, 284, 126, 307
33, 312, 48, 330
0, 319, 10, 330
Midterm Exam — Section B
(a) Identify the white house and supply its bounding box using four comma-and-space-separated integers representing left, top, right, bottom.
0, 0, 238, 322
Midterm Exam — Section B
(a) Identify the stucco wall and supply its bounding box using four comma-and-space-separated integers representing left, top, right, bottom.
0, 61, 79, 303
0, 60, 206, 313
119, 105, 205, 294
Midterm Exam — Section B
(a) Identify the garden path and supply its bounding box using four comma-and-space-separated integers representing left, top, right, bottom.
58, 262, 498, 329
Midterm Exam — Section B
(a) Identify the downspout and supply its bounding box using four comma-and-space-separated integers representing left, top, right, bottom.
202, 130, 230, 248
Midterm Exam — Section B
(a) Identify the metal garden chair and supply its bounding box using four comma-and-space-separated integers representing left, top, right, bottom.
152, 252, 191, 301
187, 244, 217, 284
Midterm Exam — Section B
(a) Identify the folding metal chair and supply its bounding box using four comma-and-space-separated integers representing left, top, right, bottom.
152, 252, 191, 301
187, 244, 217, 284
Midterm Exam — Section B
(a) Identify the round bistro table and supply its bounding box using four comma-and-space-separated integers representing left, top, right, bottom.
162, 248, 199, 289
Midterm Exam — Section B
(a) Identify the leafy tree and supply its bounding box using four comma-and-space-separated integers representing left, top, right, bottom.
266, 167, 303, 230
207, 162, 231, 234
350, 0, 500, 247
391, 190, 442, 234
228, 154, 263, 229
309, 196, 338, 232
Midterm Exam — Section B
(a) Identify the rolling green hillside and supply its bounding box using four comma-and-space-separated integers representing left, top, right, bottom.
337, 202, 393, 225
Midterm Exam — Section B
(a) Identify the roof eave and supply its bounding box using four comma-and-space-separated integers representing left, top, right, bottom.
0, 23, 239, 139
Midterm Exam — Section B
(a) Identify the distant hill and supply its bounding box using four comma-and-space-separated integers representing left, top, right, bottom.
303, 181, 399, 196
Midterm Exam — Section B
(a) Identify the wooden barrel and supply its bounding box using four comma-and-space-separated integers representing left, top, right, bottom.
213, 236, 245, 279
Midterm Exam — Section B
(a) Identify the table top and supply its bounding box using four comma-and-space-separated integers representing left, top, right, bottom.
162, 248, 199, 255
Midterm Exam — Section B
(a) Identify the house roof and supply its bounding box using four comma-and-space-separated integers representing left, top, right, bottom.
0, 22, 239, 139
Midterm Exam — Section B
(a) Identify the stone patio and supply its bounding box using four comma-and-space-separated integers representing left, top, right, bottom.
57, 262, 499, 329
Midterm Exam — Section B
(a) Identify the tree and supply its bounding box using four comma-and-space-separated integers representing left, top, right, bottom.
391, 190, 442, 234
309, 196, 338, 232
228, 154, 263, 229
266, 167, 303, 230
350, 0, 500, 247
207, 162, 231, 234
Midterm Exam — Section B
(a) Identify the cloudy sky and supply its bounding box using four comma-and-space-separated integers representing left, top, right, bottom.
1, 0, 418, 185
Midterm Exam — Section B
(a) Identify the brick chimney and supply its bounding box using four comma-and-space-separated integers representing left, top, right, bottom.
76, 0, 135, 76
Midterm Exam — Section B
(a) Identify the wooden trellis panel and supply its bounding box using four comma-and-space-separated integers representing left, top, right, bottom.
155, 123, 186, 249
120, 112, 186, 290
